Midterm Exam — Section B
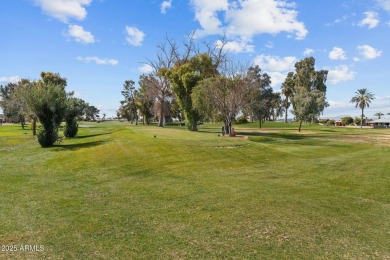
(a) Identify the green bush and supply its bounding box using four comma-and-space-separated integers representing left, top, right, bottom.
236, 116, 248, 124
64, 120, 78, 137
327, 120, 335, 125
37, 127, 58, 147
354, 117, 362, 125
341, 116, 353, 125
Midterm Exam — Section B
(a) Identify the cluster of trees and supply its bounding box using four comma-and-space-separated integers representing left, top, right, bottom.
0, 72, 100, 147
118, 36, 328, 133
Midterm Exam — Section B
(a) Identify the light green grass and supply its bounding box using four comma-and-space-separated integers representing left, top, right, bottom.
0, 121, 389, 259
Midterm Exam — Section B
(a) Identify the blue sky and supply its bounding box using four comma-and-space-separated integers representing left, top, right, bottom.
1, 0, 389, 118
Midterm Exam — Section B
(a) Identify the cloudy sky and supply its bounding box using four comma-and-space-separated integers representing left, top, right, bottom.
1, 0, 389, 118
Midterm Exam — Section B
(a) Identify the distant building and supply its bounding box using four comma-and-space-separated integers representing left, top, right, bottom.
369, 118, 390, 128
0, 114, 4, 124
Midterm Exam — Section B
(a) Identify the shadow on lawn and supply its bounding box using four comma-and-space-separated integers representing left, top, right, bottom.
238, 131, 318, 140
53, 139, 112, 151
74, 133, 111, 139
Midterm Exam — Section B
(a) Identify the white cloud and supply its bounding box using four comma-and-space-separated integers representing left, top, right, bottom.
77, 56, 119, 65
327, 100, 354, 109
161, 0, 172, 14
357, 45, 382, 59
267, 71, 288, 88
67, 24, 95, 44
215, 39, 254, 53
252, 54, 297, 88
0, 76, 21, 84
125, 26, 145, 46
376, 95, 390, 100
303, 48, 314, 56
253, 55, 297, 72
225, 0, 308, 40
329, 47, 347, 60
34, 0, 91, 22
192, 0, 228, 37
138, 64, 154, 74
358, 11, 380, 29
327, 65, 356, 84
191, 0, 307, 41
377, 0, 390, 12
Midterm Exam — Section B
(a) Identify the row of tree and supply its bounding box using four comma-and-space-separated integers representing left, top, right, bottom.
0, 72, 100, 147
118, 36, 328, 133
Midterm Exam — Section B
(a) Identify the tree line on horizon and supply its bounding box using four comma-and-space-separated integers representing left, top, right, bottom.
118, 36, 329, 133
0, 72, 100, 147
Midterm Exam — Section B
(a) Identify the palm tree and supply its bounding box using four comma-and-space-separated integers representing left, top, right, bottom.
374, 112, 384, 119
281, 72, 295, 123
350, 88, 375, 129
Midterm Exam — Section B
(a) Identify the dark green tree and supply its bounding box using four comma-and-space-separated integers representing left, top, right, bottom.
136, 75, 155, 125
119, 80, 139, 124
341, 116, 353, 126
27, 76, 67, 147
85, 105, 100, 121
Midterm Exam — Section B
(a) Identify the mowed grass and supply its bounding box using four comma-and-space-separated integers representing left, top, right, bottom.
0, 121, 390, 259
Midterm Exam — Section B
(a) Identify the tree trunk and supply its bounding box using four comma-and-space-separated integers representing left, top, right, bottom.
361, 108, 364, 129
158, 106, 164, 127
32, 118, 37, 136
284, 97, 289, 123
298, 120, 303, 132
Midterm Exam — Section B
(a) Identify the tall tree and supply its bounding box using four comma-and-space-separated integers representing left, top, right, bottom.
166, 53, 217, 131
350, 88, 375, 129
120, 80, 139, 125
13, 79, 39, 134
192, 61, 249, 135
136, 75, 155, 125
0, 80, 39, 133
0, 82, 19, 123
290, 57, 328, 132
281, 72, 295, 122
242, 65, 272, 128
85, 105, 100, 121
270, 92, 284, 121
144, 38, 178, 127
27, 74, 67, 147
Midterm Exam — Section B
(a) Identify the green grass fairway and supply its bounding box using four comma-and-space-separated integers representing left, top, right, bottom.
1, 122, 390, 259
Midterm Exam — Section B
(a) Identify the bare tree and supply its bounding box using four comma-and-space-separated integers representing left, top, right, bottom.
193, 60, 250, 135
143, 37, 179, 127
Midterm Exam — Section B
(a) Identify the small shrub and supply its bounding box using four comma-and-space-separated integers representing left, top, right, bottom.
327, 120, 335, 125
64, 120, 78, 137
354, 117, 362, 126
37, 127, 58, 147
341, 116, 353, 126
236, 116, 248, 124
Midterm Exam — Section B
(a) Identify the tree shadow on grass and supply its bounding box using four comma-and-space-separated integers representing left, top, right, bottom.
238, 131, 319, 140
73, 133, 111, 139
53, 138, 112, 151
